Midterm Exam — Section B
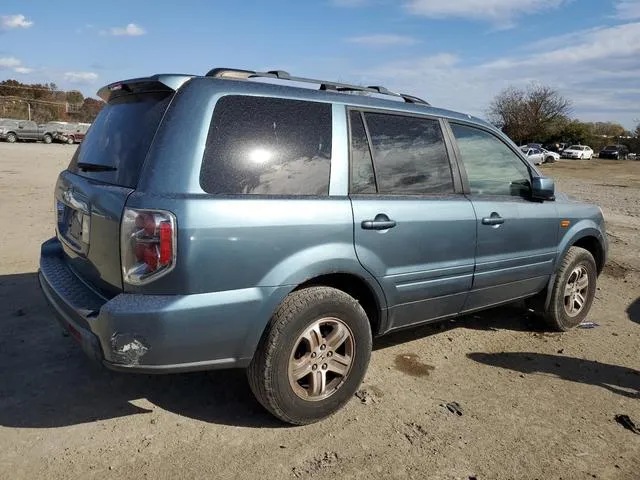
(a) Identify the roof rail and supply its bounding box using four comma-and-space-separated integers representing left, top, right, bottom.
205, 68, 430, 106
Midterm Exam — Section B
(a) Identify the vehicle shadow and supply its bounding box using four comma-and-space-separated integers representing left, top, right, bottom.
467, 351, 640, 399
626, 297, 640, 325
0, 272, 283, 429
0, 271, 554, 429
374, 303, 545, 351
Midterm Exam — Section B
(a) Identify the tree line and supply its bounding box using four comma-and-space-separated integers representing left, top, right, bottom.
487, 83, 639, 153
0, 79, 104, 124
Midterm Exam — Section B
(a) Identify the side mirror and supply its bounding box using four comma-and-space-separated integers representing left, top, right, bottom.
531, 176, 555, 201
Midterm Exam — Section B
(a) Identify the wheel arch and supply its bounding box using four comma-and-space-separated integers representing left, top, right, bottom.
541, 228, 606, 310
241, 266, 388, 364
292, 272, 387, 337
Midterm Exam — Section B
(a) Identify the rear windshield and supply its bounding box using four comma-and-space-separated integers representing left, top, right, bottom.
68, 91, 171, 188
603, 146, 617, 150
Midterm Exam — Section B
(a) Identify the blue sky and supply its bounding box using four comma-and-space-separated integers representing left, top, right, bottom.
1, 0, 639, 128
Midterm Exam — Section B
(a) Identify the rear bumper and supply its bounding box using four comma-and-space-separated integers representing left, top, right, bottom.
39, 238, 287, 373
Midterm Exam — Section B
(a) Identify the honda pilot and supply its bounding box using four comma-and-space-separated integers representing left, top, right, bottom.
39, 68, 608, 425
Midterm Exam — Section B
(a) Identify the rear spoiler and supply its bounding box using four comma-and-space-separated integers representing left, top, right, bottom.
97, 74, 194, 102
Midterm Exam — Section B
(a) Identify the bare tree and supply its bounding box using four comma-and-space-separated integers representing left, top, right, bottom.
487, 83, 572, 144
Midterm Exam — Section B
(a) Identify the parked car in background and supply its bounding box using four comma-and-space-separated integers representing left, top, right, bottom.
520, 146, 545, 165
0, 118, 40, 142
39, 121, 73, 144
53, 122, 90, 144
541, 148, 560, 163
599, 144, 629, 160
563, 145, 593, 159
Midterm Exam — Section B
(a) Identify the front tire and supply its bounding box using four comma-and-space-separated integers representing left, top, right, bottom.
247, 286, 372, 425
6, 132, 17, 143
43, 134, 52, 144
66, 136, 75, 145
543, 247, 597, 331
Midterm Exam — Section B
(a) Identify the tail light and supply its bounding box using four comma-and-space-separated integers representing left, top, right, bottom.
121, 208, 176, 285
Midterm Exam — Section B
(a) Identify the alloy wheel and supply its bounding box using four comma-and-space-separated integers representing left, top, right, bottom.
288, 317, 355, 401
563, 265, 589, 317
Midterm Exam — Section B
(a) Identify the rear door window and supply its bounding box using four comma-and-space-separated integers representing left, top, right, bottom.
363, 112, 454, 195
68, 91, 172, 188
200, 95, 332, 195
349, 110, 376, 194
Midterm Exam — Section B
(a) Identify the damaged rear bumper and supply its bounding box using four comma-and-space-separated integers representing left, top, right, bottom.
39, 238, 283, 373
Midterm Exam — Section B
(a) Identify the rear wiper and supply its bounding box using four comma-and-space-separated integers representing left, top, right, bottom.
77, 162, 117, 172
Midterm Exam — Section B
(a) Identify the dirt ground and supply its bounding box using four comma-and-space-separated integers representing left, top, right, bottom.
0, 143, 638, 480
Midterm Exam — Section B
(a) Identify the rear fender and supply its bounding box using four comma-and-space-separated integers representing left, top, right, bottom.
239, 243, 388, 359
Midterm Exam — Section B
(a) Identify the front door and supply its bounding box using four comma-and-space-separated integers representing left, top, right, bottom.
448, 122, 558, 312
348, 110, 477, 331
18, 121, 37, 140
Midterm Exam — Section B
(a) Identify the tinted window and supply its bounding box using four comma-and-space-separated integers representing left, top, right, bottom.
69, 92, 172, 188
201, 96, 332, 195
450, 123, 531, 196
364, 113, 453, 195
349, 110, 376, 194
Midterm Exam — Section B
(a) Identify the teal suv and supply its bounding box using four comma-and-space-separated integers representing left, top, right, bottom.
39, 68, 607, 424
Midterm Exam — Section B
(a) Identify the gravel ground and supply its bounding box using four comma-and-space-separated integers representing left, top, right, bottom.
0, 143, 638, 480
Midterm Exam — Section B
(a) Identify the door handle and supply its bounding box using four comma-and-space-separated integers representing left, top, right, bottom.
361, 213, 397, 230
482, 213, 504, 226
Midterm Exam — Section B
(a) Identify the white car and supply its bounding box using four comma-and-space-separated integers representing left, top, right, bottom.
563, 145, 593, 159
520, 146, 545, 165
541, 148, 560, 163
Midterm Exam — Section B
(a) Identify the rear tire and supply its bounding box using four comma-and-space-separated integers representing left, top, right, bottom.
247, 286, 372, 425
542, 247, 597, 331
6, 132, 17, 143
66, 136, 75, 145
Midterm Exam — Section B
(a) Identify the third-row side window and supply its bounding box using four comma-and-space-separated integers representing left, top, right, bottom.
349, 111, 454, 195
201, 96, 332, 195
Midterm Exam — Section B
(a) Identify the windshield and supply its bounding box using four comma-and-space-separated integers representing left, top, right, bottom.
569, 146, 582, 150
603, 146, 617, 150
68, 91, 172, 188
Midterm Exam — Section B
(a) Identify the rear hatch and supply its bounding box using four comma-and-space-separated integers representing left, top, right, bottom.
55, 78, 181, 296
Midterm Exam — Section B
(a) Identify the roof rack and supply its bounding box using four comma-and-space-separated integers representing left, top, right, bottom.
205, 68, 430, 106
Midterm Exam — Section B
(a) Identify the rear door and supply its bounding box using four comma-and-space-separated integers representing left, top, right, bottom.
447, 122, 558, 312
55, 85, 175, 296
349, 110, 477, 331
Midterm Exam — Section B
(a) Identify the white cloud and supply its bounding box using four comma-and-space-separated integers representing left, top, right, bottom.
64, 71, 99, 84
615, 0, 640, 19
332, 0, 569, 26
108, 23, 146, 36
331, 0, 369, 6
347, 34, 418, 46
403, 0, 568, 24
0, 56, 32, 74
1, 14, 33, 29
354, 22, 640, 128
0, 56, 21, 68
